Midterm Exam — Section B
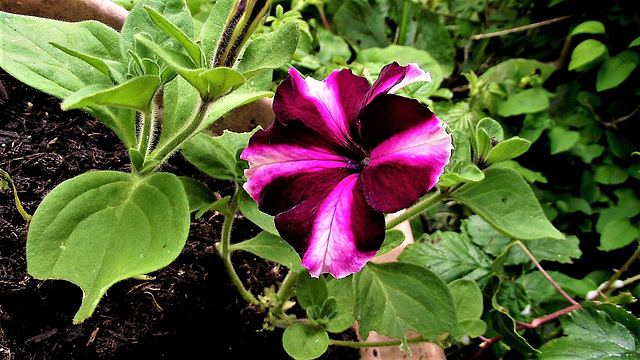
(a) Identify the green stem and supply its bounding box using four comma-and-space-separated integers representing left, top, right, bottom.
143, 99, 210, 173
271, 270, 299, 317
219, 185, 260, 306
330, 335, 427, 348
396, 0, 410, 45
385, 192, 446, 230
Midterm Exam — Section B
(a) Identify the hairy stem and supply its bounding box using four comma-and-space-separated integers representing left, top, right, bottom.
517, 241, 579, 306
330, 335, 428, 348
385, 192, 446, 230
270, 270, 299, 320
218, 185, 260, 307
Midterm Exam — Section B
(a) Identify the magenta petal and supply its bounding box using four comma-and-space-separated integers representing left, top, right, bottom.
359, 94, 452, 213
273, 67, 371, 153
363, 62, 431, 105
241, 120, 351, 211
276, 174, 385, 278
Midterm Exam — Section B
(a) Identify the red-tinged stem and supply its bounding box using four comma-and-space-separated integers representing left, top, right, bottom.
516, 241, 579, 306
471, 303, 583, 359
316, 4, 331, 32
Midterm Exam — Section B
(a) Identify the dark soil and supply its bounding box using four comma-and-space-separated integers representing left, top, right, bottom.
0, 71, 359, 360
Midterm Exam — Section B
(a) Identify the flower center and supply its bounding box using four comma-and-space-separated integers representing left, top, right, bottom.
350, 156, 370, 172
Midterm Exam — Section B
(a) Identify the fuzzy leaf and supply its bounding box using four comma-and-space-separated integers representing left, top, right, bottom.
61, 76, 160, 111
236, 22, 300, 77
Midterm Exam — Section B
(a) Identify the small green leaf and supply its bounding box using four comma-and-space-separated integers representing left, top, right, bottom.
181, 130, 254, 182
630, 36, 640, 48
0, 168, 32, 221
599, 218, 640, 251
596, 51, 639, 92
230, 232, 302, 272
297, 270, 329, 309
497, 88, 551, 117
490, 277, 539, 354
236, 22, 300, 77
282, 323, 329, 360
399, 230, 493, 282
548, 126, 580, 154
355, 262, 458, 349
49, 42, 126, 84
26, 171, 189, 323
569, 39, 609, 71
458, 319, 486, 338
594, 165, 629, 185
314, 25, 351, 64
452, 167, 564, 240
324, 311, 355, 333
197, 89, 273, 134
178, 176, 228, 217
486, 137, 531, 165
144, 5, 203, 67
238, 189, 278, 235
62, 76, 161, 112
570, 20, 606, 36
376, 229, 405, 256
449, 279, 483, 321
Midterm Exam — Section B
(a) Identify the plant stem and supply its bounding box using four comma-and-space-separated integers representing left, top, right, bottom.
330, 335, 428, 348
269, 270, 299, 320
471, 15, 574, 40
623, 273, 640, 287
600, 245, 640, 295
218, 185, 260, 306
516, 241, 579, 306
315, 4, 331, 32
396, 0, 410, 45
385, 192, 446, 230
137, 111, 154, 157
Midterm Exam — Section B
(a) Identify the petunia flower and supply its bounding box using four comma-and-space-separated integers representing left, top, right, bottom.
241, 62, 453, 278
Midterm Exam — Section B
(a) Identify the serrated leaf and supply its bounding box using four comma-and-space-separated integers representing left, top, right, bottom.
236, 22, 300, 77
282, 323, 329, 360
26, 171, 189, 323
61, 76, 160, 112
355, 262, 458, 349
230, 231, 302, 272
451, 167, 564, 240
569, 39, 608, 71
399, 231, 492, 282
596, 50, 639, 92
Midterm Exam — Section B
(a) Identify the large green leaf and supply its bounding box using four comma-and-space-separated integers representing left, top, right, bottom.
538, 307, 640, 359
236, 22, 300, 78
334, 0, 390, 49
399, 231, 493, 282
451, 167, 564, 240
26, 171, 189, 323
0, 11, 136, 148
354, 262, 458, 351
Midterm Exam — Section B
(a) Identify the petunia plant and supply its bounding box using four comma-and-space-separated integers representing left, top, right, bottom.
2, 0, 589, 359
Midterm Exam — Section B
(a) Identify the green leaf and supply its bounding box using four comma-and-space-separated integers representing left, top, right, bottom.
399, 230, 493, 282
144, 5, 203, 67
570, 20, 606, 36
630, 36, 640, 48
197, 88, 273, 134
448, 279, 485, 336
486, 137, 531, 165
157, 75, 201, 152
327, 276, 354, 314
121, 0, 194, 61
523, 271, 597, 303
490, 277, 539, 354
599, 218, 640, 251
569, 39, 609, 71
230, 232, 303, 272
497, 88, 551, 117
314, 25, 352, 64
548, 126, 580, 154
452, 167, 564, 240
178, 176, 229, 218
334, 0, 390, 49
200, 0, 235, 62
376, 229, 405, 256
324, 311, 355, 333
357, 45, 443, 95
282, 323, 329, 360
297, 270, 329, 309
355, 262, 458, 350
0, 168, 32, 221
538, 307, 640, 359
474, 118, 503, 161
49, 42, 127, 84
238, 189, 278, 235
26, 171, 189, 323
0, 11, 137, 148
61, 76, 160, 112
596, 50, 639, 92
479, 59, 556, 89
594, 165, 629, 185
236, 22, 300, 77
181, 130, 254, 182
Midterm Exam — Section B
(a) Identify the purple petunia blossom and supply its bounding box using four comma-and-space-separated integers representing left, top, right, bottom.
241, 62, 453, 278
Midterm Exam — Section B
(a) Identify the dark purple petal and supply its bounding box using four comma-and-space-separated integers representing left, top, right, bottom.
241, 120, 352, 212
275, 174, 385, 278
358, 94, 452, 213
362, 62, 431, 106
273, 67, 371, 155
